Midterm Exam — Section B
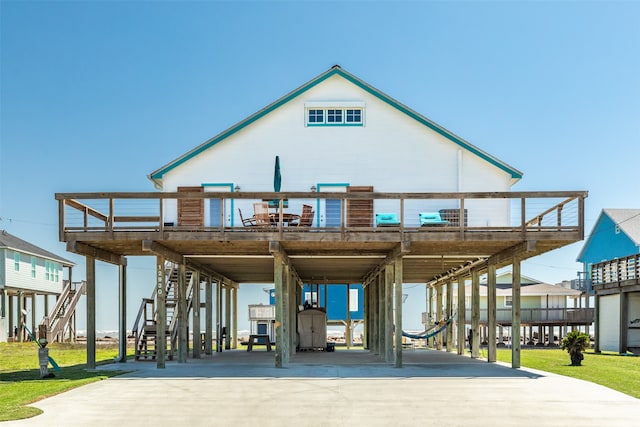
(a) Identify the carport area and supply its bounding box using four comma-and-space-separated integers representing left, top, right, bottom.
6, 349, 640, 427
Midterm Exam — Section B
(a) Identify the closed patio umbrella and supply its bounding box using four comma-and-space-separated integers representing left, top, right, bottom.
274, 155, 281, 192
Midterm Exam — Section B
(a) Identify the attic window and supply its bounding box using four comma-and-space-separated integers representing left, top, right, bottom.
305, 102, 365, 127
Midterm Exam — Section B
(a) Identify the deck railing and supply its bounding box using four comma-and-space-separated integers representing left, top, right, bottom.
591, 254, 640, 286
457, 307, 595, 324
55, 191, 586, 237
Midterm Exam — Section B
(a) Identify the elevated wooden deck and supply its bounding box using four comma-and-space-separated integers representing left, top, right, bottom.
56, 191, 586, 285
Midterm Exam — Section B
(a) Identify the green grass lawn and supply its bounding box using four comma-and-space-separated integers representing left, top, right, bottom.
495, 348, 640, 399
0, 342, 128, 421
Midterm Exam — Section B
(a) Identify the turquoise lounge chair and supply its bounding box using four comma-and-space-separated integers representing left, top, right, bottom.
375, 213, 401, 226
419, 212, 450, 226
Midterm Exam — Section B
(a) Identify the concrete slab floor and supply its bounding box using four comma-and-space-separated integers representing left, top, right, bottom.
4, 348, 639, 426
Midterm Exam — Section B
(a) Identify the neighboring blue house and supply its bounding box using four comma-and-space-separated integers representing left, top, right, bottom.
577, 209, 640, 353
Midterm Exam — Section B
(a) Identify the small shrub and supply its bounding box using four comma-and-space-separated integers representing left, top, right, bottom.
560, 330, 590, 366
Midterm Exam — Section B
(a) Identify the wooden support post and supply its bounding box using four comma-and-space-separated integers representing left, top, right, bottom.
205, 276, 213, 355
274, 257, 288, 367
471, 269, 480, 358
377, 272, 384, 355
594, 294, 600, 353
86, 256, 96, 369
620, 291, 628, 354
457, 276, 466, 355
177, 264, 187, 363
363, 283, 369, 350
446, 280, 454, 352
116, 264, 127, 363
384, 264, 394, 363
288, 267, 296, 357
232, 287, 238, 350
394, 257, 403, 368
17, 291, 23, 342
436, 285, 443, 350
156, 256, 166, 369
224, 286, 231, 350
427, 285, 434, 348
192, 271, 201, 358
216, 280, 222, 352
512, 257, 521, 368
31, 294, 36, 340
346, 284, 352, 349
487, 262, 497, 362
8, 294, 14, 340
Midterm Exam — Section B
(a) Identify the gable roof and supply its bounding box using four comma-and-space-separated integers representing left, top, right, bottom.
0, 230, 75, 266
148, 65, 523, 188
576, 208, 640, 261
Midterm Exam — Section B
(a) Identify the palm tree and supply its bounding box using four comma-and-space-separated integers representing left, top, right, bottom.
560, 330, 591, 366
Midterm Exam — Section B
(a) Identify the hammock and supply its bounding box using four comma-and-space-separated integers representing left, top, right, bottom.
402, 314, 455, 340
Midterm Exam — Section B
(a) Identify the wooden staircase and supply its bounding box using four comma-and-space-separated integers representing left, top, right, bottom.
40, 280, 86, 342
132, 263, 194, 361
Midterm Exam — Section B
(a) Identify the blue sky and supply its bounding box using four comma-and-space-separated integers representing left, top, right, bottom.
1, 1, 639, 331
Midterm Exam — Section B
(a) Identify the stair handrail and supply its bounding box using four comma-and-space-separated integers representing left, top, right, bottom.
42, 280, 73, 330
169, 269, 194, 348
46, 281, 86, 342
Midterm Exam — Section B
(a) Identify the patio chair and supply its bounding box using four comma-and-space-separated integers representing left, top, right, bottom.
375, 213, 401, 226
253, 202, 271, 226
238, 208, 256, 226
419, 212, 450, 226
296, 204, 314, 227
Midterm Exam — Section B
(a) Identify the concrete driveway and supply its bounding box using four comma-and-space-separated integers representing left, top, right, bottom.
4, 349, 639, 426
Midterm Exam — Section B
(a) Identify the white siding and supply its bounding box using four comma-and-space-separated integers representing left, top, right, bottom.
161, 75, 513, 226
599, 294, 620, 352
3, 251, 63, 294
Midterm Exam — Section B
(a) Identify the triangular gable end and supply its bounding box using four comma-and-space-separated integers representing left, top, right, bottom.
576, 209, 640, 264
148, 65, 523, 189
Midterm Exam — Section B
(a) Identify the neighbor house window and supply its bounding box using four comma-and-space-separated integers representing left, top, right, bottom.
14, 252, 20, 271
305, 104, 364, 126
45, 261, 59, 282
31, 257, 36, 278
505, 296, 513, 307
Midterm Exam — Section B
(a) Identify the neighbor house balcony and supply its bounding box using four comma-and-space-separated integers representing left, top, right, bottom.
591, 254, 640, 294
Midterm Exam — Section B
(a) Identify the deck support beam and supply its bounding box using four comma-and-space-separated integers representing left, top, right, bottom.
512, 257, 521, 368
232, 286, 238, 350
487, 261, 497, 363
377, 272, 384, 356
204, 276, 213, 355
384, 264, 394, 362
471, 269, 480, 358
192, 271, 201, 358
457, 275, 466, 355
115, 263, 127, 363
446, 280, 454, 352
156, 256, 166, 368
224, 286, 231, 350
394, 257, 403, 368
216, 279, 222, 353
86, 256, 96, 369
436, 285, 443, 350
178, 264, 188, 363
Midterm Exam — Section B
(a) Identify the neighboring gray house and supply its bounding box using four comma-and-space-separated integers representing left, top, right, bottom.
0, 230, 79, 342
